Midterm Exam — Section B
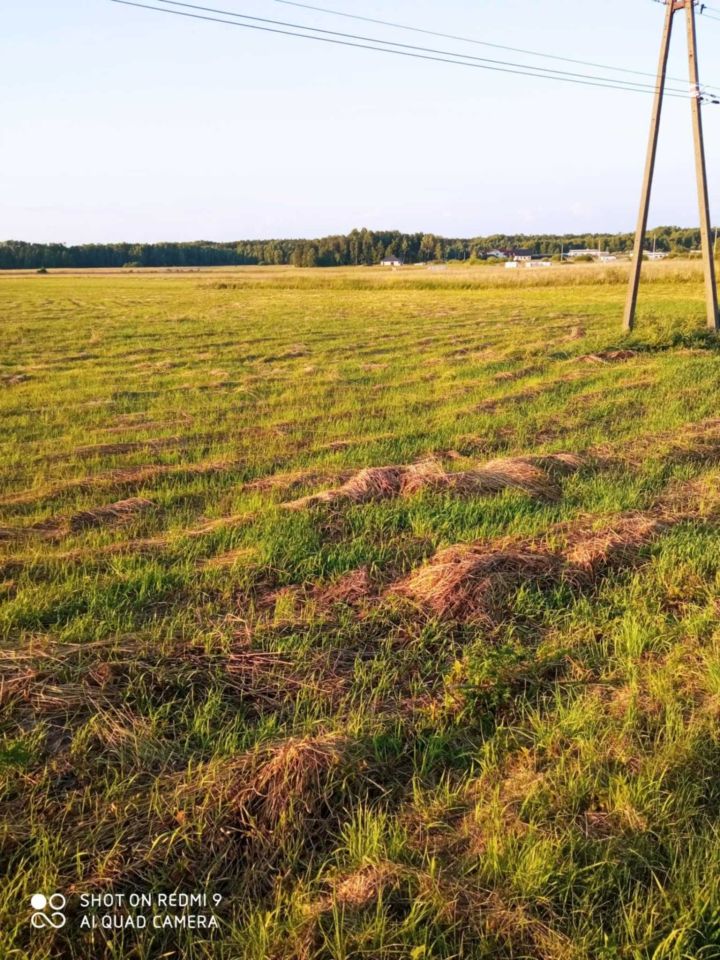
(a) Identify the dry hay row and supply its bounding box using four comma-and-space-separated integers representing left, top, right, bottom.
59, 731, 352, 895
0, 639, 345, 725
281, 453, 585, 511
592, 415, 720, 466
575, 349, 637, 365
0, 457, 242, 508
0, 497, 157, 542
0, 513, 259, 579
38, 436, 183, 464
389, 472, 715, 623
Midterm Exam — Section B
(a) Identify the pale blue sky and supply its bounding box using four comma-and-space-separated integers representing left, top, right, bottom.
3, 0, 720, 242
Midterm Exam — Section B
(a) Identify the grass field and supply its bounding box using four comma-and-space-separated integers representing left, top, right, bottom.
4, 262, 720, 959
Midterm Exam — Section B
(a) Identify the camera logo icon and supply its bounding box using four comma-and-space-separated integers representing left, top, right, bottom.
30, 893, 66, 929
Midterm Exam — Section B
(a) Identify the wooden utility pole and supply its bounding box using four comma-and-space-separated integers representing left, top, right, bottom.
686, 0, 719, 329
623, 0, 719, 333
623, 0, 676, 331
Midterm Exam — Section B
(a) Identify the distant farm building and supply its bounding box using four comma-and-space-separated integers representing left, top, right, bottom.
566, 248, 610, 260
485, 249, 509, 260
646, 251, 669, 261
511, 249, 534, 262
381, 254, 404, 266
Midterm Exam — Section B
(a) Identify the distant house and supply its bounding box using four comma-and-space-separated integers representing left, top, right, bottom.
567, 248, 610, 260
646, 251, 668, 261
485, 249, 508, 260
381, 254, 404, 266
512, 249, 534, 262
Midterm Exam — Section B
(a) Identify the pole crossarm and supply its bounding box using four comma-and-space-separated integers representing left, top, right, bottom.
623, 0, 719, 332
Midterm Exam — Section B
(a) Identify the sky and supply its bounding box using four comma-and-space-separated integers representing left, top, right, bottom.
3, 0, 720, 243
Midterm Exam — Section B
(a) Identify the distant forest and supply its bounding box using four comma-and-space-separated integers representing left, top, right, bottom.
0, 226, 711, 270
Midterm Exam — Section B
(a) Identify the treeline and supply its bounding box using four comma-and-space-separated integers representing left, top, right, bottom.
0, 226, 708, 270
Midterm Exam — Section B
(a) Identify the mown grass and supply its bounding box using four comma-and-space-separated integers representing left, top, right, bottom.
3, 262, 720, 959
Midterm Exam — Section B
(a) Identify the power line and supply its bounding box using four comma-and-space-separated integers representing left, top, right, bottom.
151, 0, 697, 95
110, 0, 705, 99
151, 0, 707, 95
274, 0, 720, 94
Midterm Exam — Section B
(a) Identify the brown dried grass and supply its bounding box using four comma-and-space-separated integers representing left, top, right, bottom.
394, 545, 560, 621
393, 498, 674, 621
0, 459, 239, 507
562, 515, 666, 583
1, 373, 31, 386
68, 497, 157, 531
282, 453, 583, 510
229, 734, 346, 833
313, 567, 374, 607
282, 464, 408, 510
201, 547, 257, 569
307, 862, 399, 915
42, 438, 182, 463
576, 349, 637, 364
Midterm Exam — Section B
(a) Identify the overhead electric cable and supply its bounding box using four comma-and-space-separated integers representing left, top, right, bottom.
274, 0, 720, 93
110, 0, 707, 99
150, 0, 702, 94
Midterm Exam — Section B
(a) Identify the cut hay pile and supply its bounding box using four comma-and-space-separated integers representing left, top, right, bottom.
68, 497, 156, 531
282, 453, 585, 510
562, 515, 666, 583
1, 374, 32, 387
0, 497, 158, 542
576, 349, 637, 364
314, 567, 373, 607
394, 545, 561, 621
201, 546, 257, 569
229, 734, 346, 834
282, 464, 409, 510
393, 509, 670, 621
225, 648, 307, 711
308, 862, 400, 916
